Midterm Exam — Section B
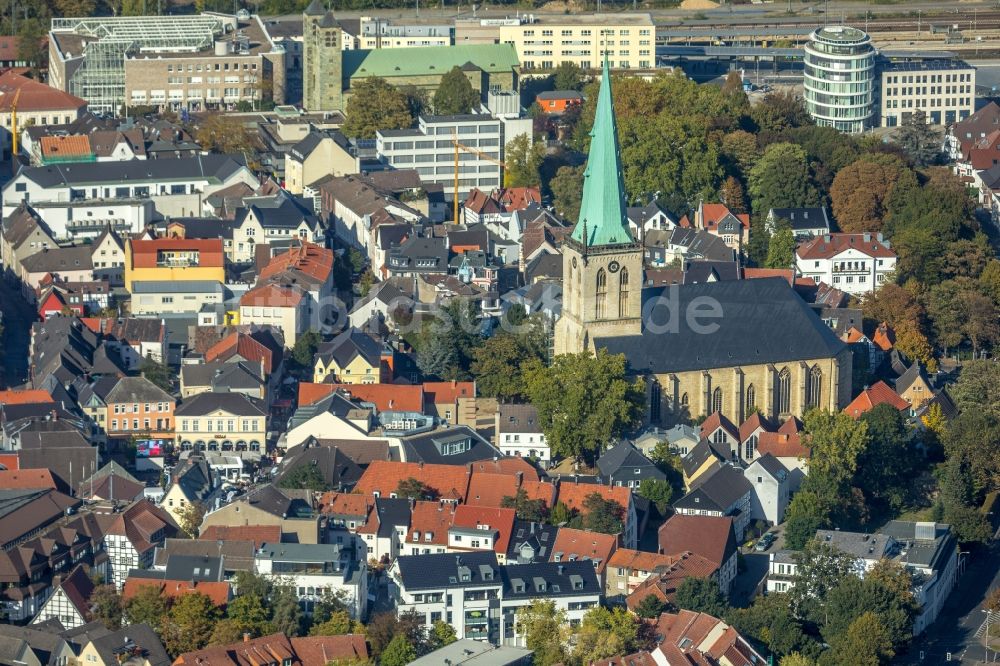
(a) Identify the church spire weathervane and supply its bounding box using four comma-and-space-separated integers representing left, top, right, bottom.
570, 54, 633, 248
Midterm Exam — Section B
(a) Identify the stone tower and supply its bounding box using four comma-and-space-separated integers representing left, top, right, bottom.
303, 0, 344, 112
554, 57, 643, 356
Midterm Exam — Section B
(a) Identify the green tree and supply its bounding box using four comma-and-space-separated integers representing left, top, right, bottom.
161, 593, 222, 657
470, 323, 547, 401
745, 216, 770, 268
277, 464, 329, 492
55, 0, 97, 16
803, 409, 869, 484
208, 619, 250, 646
788, 540, 854, 624
395, 477, 438, 501
380, 634, 416, 666
674, 577, 728, 617
748, 142, 818, 215
783, 489, 828, 550
821, 560, 917, 650
504, 133, 545, 188
829, 155, 916, 234
226, 592, 272, 637
573, 606, 640, 662
17, 19, 47, 76
581, 493, 625, 535
523, 349, 645, 466
727, 593, 819, 659
515, 600, 569, 666
781, 654, 817, 666
634, 594, 667, 619
950, 360, 1000, 418
749, 90, 812, 132
895, 108, 939, 167
429, 620, 457, 649
637, 478, 675, 513
765, 227, 796, 269
500, 488, 549, 522
140, 356, 173, 392
414, 299, 483, 381
342, 77, 413, 140
549, 164, 585, 222
89, 585, 123, 630
309, 610, 360, 636
721, 130, 759, 178
433, 66, 481, 115
552, 62, 584, 91
856, 404, 916, 511
292, 329, 321, 368
548, 501, 574, 526
269, 582, 305, 638
823, 612, 894, 666
177, 501, 206, 537
124, 584, 170, 632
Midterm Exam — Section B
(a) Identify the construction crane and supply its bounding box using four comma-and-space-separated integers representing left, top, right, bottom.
452, 136, 506, 224
9, 86, 21, 168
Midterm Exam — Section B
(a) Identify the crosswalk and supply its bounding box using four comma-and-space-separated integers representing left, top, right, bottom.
976, 619, 989, 639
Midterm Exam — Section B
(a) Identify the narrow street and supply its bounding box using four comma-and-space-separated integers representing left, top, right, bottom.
900, 543, 1000, 664
0, 276, 34, 388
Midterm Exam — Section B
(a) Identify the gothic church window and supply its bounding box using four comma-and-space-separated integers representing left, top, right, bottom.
778, 368, 791, 415
712, 387, 723, 414
596, 268, 607, 319
618, 268, 629, 318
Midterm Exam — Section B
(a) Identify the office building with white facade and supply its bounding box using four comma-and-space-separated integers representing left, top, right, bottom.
254, 542, 368, 619
879, 58, 976, 127
803, 26, 876, 133
390, 552, 601, 646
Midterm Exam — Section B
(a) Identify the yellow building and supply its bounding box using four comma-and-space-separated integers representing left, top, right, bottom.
492, 13, 655, 71
124, 238, 226, 292
312, 327, 390, 384
554, 60, 851, 427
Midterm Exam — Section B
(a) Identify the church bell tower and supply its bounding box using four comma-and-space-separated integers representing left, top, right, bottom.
554, 58, 643, 356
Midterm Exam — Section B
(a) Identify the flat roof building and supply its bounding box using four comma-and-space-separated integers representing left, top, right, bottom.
879, 57, 975, 128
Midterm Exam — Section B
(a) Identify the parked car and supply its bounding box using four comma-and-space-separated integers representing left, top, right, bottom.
754, 532, 777, 552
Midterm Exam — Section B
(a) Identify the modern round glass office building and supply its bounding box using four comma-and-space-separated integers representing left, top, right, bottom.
803, 26, 876, 133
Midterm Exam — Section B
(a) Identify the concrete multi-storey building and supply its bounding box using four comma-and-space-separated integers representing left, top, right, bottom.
803, 26, 876, 133
377, 114, 529, 204
456, 13, 655, 71
879, 58, 975, 127
49, 13, 285, 114
254, 542, 368, 619
351, 17, 452, 49
391, 552, 601, 645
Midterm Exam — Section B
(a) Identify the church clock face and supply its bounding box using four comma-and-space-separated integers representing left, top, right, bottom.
608, 260, 621, 273
572, 256, 578, 268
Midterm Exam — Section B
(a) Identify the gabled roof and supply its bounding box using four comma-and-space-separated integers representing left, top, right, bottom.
547, 526, 617, 573
0, 73, 86, 112
700, 412, 738, 442
51, 564, 94, 619
675, 464, 752, 513
204, 330, 281, 374
738, 412, 774, 443
843, 381, 909, 418
343, 43, 519, 79
198, 525, 281, 548
452, 505, 515, 555
555, 480, 631, 516
354, 460, 471, 501
121, 577, 231, 607
681, 438, 728, 478
174, 392, 266, 417
127, 238, 225, 268
658, 514, 737, 570
309, 383, 424, 413
105, 376, 173, 406
315, 327, 384, 370
597, 441, 660, 477
796, 233, 895, 260
755, 431, 808, 460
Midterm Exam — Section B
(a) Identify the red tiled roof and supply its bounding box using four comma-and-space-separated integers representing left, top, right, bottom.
259, 242, 334, 285
465, 472, 521, 508
845, 327, 867, 343
742, 268, 793, 284
658, 514, 736, 570
700, 411, 738, 441
198, 525, 281, 548
700, 203, 749, 231
121, 578, 231, 606
738, 412, 773, 443
205, 332, 277, 374
778, 416, 803, 434
406, 500, 455, 545
40, 135, 92, 159
240, 282, 304, 308
0, 469, 59, 490
128, 238, 225, 268
0, 389, 53, 404
467, 457, 540, 480
354, 461, 471, 501
519, 480, 556, 506
625, 551, 720, 610
452, 505, 515, 554
317, 491, 373, 517
548, 527, 617, 573
423, 380, 476, 404
872, 322, 895, 352
756, 432, 808, 459
796, 233, 895, 260
324, 383, 424, 413
0, 73, 87, 112
0, 453, 19, 470
608, 548, 682, 573
174, 633, 298, 666
56, 564, 94, 616
298, 382, 335, 406
843, 380, 909, 418
556, 481, 631, 516
289, 636, 369, 666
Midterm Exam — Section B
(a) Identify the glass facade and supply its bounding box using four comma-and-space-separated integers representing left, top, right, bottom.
803, 27, 875, 134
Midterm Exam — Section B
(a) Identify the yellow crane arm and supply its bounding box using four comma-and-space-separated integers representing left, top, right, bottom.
10, 87, 22, 161
453, 136, 507, 224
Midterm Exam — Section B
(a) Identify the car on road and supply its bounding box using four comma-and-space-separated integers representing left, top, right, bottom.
754, 532, 777, 552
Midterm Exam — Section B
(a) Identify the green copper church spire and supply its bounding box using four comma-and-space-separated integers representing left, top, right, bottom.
570, 56, 633, 247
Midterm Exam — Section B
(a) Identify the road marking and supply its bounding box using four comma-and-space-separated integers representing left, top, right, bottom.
976, 620, 989, 638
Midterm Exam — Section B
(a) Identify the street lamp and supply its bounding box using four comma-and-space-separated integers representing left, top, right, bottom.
984, 608, 993, 664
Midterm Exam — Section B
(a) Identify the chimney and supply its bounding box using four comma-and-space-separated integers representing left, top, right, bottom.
243, 633, 251, 643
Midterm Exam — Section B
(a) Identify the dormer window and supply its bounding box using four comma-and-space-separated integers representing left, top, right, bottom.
424, 532, 432, 542
412, 531, 420, 542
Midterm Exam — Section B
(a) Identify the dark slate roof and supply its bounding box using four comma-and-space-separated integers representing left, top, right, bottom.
768, 207, 831, 231
174, 392, 266, 417
273, 445, 363, 491
89, 624, 170, 666
159, 217, 237, 240
894, 362, 929, 396
596, 278, 847, 374
387, 235, 449, 273
289, 130, 351, 162
19, 154, 247, 188
235, 194, 320, 231
105, 376, 173, 405
316, 327, 384, 369
400, 426, 502, 465
395, 551, 500, 590
181, 361, 264, 391
373, 497, 411, 539
664, 227, 735, 263
750, 453, 788, 479
0, 623, 67, 666
287, 391, 365, 430
170, 455, 213, 502
162, 554, 224, 582
501, 560, 600, 599
878, 520, 956, 572
506, 520, 559, 564
153, 538, 256, 572
682, 260, 740, 284
596, 441, 662, 478
240, 485, 313, 519
674, 464, 752, 513
680, 439, 729, 478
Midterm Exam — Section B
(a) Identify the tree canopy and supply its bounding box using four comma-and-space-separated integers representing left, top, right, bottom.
342, 77, 413, 139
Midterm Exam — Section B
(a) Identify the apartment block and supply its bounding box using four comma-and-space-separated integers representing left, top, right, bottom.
880, 58, 976, 127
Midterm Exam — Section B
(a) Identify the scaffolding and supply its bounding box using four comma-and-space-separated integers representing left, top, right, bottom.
51, 15, 228, 114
